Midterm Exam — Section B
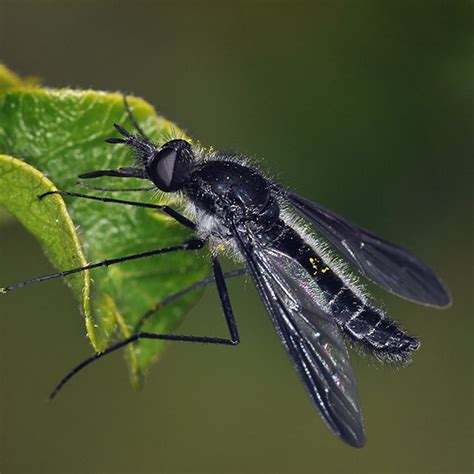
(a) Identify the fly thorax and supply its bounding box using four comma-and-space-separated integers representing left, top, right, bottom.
185, 160, 274, 222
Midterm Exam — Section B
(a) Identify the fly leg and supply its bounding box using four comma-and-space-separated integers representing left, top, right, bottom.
133, 266, 247, 333
48, 256, 242, 401
211, 255, 240, 345
0, 239, 204, 294
39, 190, 196, 229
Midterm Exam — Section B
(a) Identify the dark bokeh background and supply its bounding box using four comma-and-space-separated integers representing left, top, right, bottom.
0, 1, 472, 473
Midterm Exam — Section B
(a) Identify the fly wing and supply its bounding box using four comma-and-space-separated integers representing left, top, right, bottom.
287, 191, 451, 307
235, 231, 365, 447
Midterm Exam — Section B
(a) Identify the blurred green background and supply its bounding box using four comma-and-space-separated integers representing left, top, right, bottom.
0, 1, 472, 473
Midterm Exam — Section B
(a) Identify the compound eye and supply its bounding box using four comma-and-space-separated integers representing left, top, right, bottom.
148, 148, 177, 191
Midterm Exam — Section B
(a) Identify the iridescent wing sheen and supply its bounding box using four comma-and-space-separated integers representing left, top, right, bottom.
287, 191, 451, 307
235, 230, 365, 448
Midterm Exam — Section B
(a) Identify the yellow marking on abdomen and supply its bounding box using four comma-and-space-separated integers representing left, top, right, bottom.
309, 257, 318, 275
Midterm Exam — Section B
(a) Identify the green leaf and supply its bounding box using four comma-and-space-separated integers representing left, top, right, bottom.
0, 154, 92, 333
0, 64, 39, 94
0, 65, 208, 386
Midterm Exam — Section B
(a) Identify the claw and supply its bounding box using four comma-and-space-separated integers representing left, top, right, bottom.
113, 123, 131, 137
104, 137, 126, 144
38, 191, 57, 200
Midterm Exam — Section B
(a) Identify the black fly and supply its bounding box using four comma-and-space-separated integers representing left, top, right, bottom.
1, 97, 451, 447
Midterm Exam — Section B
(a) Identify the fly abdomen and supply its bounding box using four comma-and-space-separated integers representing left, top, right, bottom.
271, 225, 419, 364
341, 304, 420, 363
320, 275, 419, 364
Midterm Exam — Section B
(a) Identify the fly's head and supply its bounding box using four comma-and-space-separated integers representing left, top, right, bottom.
94, 123, 195, 193
146, 139, 194, 192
